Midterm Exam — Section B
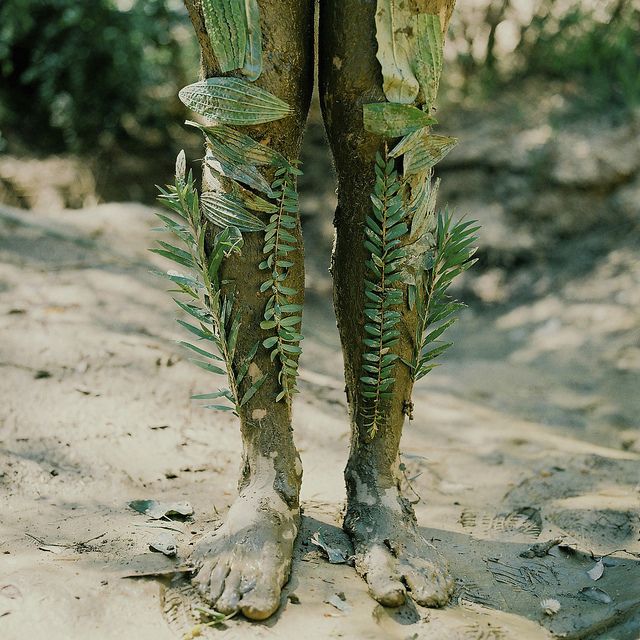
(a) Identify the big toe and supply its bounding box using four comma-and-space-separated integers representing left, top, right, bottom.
240, 583, 281, 620
402, 561, 454, 608
239, 555, 287, 620
361, 545, 406, 607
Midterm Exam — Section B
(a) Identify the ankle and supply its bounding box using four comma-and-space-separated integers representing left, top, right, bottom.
239, 447, 302, 509
345, 460, 397, 496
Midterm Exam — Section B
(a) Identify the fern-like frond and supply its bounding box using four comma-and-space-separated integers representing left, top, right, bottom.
154, 151, 265, 415
259, 163, 303, 402
409, 208, 478, 382
360, 151, 408, 438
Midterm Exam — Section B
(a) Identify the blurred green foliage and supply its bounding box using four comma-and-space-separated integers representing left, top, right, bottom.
449, 0, 640, 116
517, 2, 640, 112
0, 0, 195, 153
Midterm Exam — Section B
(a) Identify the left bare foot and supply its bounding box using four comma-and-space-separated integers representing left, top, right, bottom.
344, 483, 454, 608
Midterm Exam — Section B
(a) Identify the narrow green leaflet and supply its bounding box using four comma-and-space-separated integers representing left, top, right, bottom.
179, 78, 291, 125
375, 0, 420, 103
413, 14, 444, 111
201, 190, 266, 232
202, 0, 247, 73
242, 0, 263, 81
363, 103, 437, 137
360, 151, 407, 438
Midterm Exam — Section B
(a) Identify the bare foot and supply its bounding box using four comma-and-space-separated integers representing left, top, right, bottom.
345, 483, 454, 608
191, 484, 299, 621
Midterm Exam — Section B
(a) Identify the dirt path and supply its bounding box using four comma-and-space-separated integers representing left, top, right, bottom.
1, 203, 638, 639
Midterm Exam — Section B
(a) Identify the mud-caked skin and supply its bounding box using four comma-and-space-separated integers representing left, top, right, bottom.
181, 0, 457, 619
192, 483, 299, 621
320, 0, 457, 611
344, 472, 454, 607
182, 0, 313, 622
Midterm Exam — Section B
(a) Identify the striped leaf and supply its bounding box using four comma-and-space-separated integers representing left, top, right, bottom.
187, 121, 283, 167
201, 190, 265, 232
242, 0, 263, 81
401, 133, 458, 175
375, 0, 419, 103
201, 0, 246, 72
179, 77, 291, 125
205, 150, 272, 195
363, 103, 437, 137
414, 14, 444, 110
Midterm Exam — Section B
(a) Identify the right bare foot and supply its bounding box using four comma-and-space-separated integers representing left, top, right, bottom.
191, 483, 299, 621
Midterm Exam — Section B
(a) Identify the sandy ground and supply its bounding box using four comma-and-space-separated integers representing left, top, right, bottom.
1, 202, 639, 639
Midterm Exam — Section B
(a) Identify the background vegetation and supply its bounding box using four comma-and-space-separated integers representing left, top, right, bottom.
0, 0, 638, 205
0, 0, 198, 153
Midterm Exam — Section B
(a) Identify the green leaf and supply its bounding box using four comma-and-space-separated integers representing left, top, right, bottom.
414, 13, 444, 110
236, 341, 260, 385
276, 284, 297, 295
204, 404, 236, 412
374, 0, 419, 103
201, 190, 266, 232
192, 390, 231, 400
190, 359, 227, 375
154, 212, 193, 244
242, 0, 263, 81
201, 0, 246, 73
263, 335, 278, 349
386, 222, 409, 242
179, 341, 220, 360
422, 341, 453, 362
179, 77, 291, 125
363, 103, 437, 137
149, 248, 195, 270
187, 121, 283, 167
232, 183, 278, 213
174, 299, 210, 322
423, 318, 456, 345
239, 373, 267, 407
279, 315, 301, 327
402, 133, 458, 176
227, 314, 241, 360
177, 319, 213, 340
206, 151, 273, 196
279, 303, 303, 313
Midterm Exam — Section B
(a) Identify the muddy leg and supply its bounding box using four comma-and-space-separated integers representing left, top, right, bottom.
319, 0, 455, 608
183, 0, 314, 621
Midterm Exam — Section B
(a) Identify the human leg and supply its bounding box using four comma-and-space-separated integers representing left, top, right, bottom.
319, 0, 456, 607
181, 0, 314, 620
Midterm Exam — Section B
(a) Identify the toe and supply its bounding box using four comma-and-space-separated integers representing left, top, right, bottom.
402, 562, 454, 608
239, 560, 284, 621
193, 559, 216, 595
361, 544, 406, 607
206, 561, 230, 605
215, 568, 242, 614
240, 582, 281, 621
